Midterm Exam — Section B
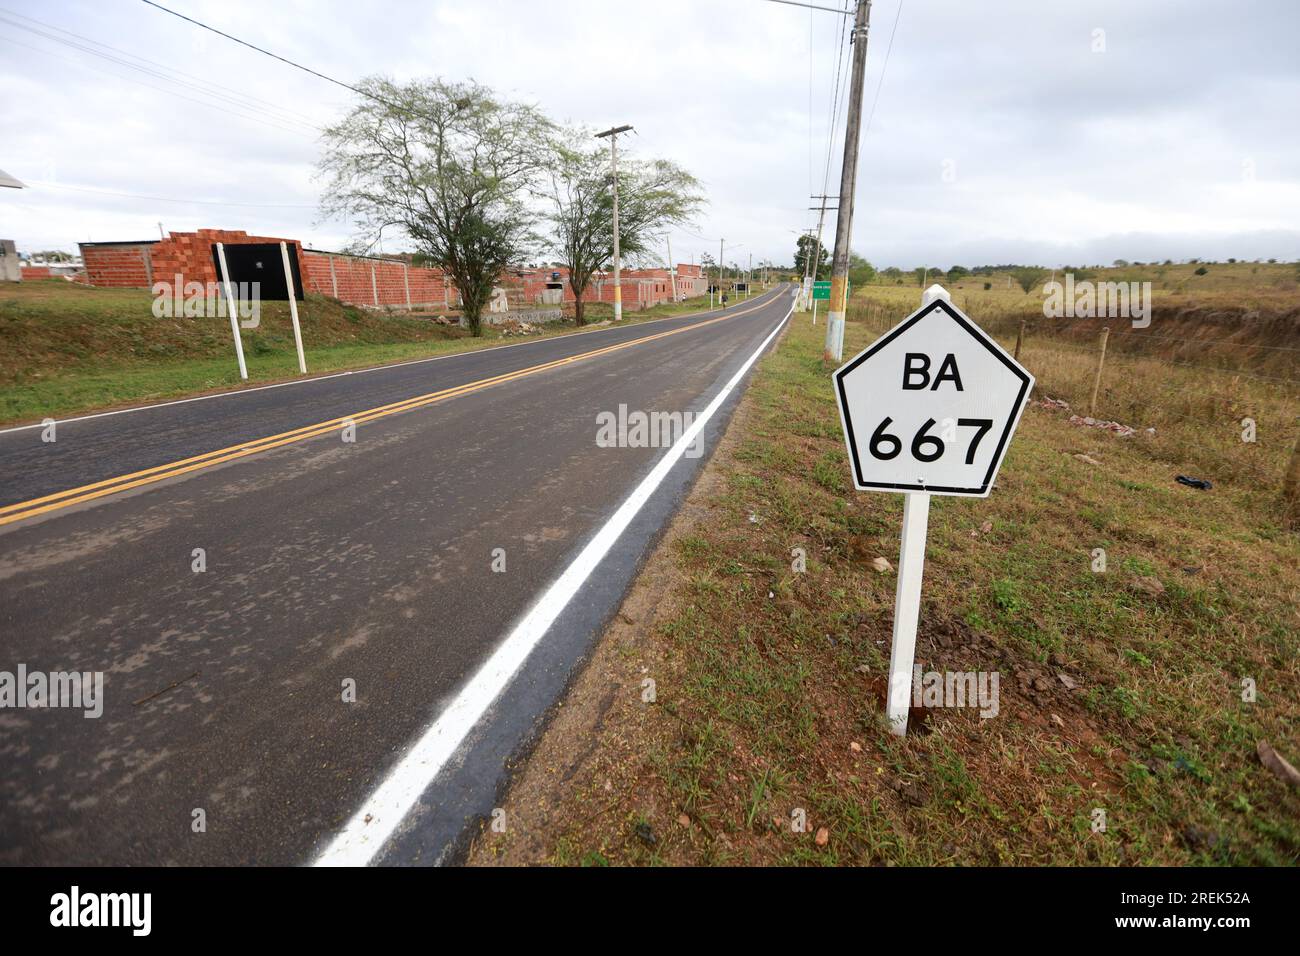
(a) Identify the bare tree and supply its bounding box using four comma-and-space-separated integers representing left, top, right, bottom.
318, 77, 551, 335
544, 131, 703, 325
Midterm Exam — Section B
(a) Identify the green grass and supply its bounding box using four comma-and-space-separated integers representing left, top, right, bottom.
476, 295, 1300, 867
0, 280, 732, 425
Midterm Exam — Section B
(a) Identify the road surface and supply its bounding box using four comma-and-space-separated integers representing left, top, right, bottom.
0, 285, 792, 865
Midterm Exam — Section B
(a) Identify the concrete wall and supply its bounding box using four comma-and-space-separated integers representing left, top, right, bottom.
0, 240, 19, 282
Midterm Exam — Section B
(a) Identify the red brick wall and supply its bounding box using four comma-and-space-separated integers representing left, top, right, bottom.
150, 229, 303, 289
301, 252, 454, 309
20, 265, 52, 279
79, 242, 155, 287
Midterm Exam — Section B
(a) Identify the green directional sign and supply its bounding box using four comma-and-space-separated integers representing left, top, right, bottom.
812, 281, 831, 300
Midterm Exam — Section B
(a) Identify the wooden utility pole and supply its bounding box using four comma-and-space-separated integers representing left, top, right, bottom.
824, 0, 873, 363
808, 194, 836, 324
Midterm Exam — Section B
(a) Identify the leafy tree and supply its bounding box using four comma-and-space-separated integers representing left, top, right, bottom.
319, 77, 552, 335
543, 131, 702, 325
794, 235, 829, 279
1011, 267, 1048, 293
848, 253, 876, 286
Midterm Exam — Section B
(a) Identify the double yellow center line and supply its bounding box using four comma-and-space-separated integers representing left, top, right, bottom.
1, 295, 776, 528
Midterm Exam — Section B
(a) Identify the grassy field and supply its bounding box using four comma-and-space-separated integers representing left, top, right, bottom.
0, 280, 727, 425
471, 268, 1300, 867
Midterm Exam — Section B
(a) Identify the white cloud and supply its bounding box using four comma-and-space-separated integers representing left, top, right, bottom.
0, 0, 1296, 267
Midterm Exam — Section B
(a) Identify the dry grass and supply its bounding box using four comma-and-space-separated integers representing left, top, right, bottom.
471, 281, 1300, 867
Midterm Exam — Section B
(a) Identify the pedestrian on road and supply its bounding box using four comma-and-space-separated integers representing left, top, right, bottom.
721, 292, 728, 309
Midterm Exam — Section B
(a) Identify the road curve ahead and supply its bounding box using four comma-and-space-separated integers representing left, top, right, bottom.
0, 285, 792, 865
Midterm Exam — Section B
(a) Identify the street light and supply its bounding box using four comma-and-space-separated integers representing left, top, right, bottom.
595, 124, 633, 321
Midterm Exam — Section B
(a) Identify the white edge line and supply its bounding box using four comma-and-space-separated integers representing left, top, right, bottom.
312, 299, 794, 867
0, 288, 786, 436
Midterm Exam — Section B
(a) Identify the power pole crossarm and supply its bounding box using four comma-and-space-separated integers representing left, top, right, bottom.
824, 0, 872, 364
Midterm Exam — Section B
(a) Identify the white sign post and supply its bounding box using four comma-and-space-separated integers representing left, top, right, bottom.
280, 241, 307, 374
833, 285, 1034, 735
214, 242, 248, 380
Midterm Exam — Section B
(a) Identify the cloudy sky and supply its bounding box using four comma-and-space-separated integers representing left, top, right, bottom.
1, 0, 1297, 270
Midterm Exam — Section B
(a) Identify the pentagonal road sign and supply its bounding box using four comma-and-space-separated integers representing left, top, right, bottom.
833, 296, 1034, 497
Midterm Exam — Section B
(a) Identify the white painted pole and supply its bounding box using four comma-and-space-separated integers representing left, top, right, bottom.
280, 241, 307, 374
215, 242, 248, 380
884, 283, 951, 735
886, 490, 930, 735
812, 296, 818, 326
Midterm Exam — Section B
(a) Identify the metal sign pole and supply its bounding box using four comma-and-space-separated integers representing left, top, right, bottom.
280, 241, 307, 374
215, 242, 248, 380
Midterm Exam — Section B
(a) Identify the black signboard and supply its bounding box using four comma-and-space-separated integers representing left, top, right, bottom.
210, 242, 304, 301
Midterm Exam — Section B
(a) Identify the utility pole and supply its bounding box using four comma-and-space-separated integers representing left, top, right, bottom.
824, 0, 872, 363
666, 237, 677, 302
808, 194, 836, 325
595, 124, 633, 321
747, 253, 752, 299
719, 238, 725, 307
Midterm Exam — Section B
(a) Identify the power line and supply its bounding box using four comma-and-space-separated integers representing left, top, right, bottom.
0, 8, 323, 131
0, 33, 319, 139
863, 0, 904, 135
141, 0, 410, 118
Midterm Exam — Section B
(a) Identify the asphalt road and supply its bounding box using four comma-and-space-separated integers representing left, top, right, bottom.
0, 285, 792, 865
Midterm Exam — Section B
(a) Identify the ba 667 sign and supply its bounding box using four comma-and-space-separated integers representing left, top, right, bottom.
833, 296, 1033, 497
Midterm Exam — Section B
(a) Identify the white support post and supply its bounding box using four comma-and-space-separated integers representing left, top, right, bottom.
280, 241, 306, 374
215, 242, 248, 380
371, 264, 379, 306
403, 263, 412, 310
886, 490, 930, 734
884, 283, 950, 735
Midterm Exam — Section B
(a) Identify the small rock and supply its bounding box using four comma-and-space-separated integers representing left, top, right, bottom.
1050, 712, 1065, 727
1057, 672, 1079, 690
980, 520, 993, 534
1133, 575, 1165, 597
850, 741, 862, 753
871, 557, 893, 573
855, 663, 871, 674
1032, 676, 1051, 692
634, 821, 657, 847
815, 827, 829, 846
1073, 453, 1101, 466
678, 814, 691, 828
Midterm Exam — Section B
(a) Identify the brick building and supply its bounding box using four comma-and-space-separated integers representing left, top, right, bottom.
78, 227, 706, 314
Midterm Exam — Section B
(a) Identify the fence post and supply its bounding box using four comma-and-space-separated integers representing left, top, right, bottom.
370, 264, 379, 307
1014, 318, 1026, 361
1088, 327, 1110, 417
329, 255, 338, 299
403, 263, 412, 310
1284, 433, 1300, 524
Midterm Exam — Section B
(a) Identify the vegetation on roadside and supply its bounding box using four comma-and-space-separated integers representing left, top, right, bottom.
472, 271, 1299, 867
0, 279, 723, 424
